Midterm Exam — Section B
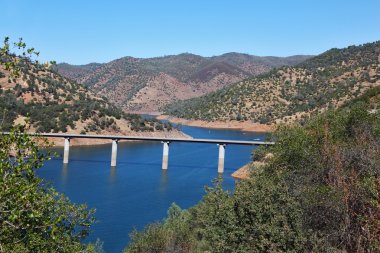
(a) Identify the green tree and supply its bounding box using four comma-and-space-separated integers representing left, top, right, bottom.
191, 176, 306, 253
125, 203, 198, 253
0, 127, 101, 252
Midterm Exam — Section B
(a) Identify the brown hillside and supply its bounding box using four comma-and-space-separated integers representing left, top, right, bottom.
57, 53, 312, 113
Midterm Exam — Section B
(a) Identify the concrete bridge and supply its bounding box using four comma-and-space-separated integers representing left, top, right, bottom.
8, 133, 275, 173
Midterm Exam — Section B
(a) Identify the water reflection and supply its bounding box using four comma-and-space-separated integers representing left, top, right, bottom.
159, 169, 168, 194
61, 164, 69, 185
109, 166, 117, 184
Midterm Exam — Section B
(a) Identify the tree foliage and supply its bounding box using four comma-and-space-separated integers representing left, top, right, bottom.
124, 203, 198, 253
0, 127, 102, 252
0, 37, 55, 82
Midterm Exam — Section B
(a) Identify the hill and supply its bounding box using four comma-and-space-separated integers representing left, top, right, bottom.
164, 41, 380, 124
0, 55, 183, 139
56, 53, 312, 113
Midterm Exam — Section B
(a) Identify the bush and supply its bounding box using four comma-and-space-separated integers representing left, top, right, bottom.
125, 204, 197, 253
0, 127, 103, 252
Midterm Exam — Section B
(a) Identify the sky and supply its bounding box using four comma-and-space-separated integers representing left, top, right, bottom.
1, 0, 380, 65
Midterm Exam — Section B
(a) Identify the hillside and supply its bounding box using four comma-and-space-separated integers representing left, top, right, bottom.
0, 56, 183, 139
56, 53, 312, 113
125, 97, 380, 253
164, 41, 380, 124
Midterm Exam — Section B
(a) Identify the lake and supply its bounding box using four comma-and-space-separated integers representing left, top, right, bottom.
38, 125, 266, 253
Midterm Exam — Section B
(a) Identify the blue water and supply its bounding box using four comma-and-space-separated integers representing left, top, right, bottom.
38, 125, 265, 253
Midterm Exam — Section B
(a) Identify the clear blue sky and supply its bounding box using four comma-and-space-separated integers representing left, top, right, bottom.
1, 0, 380, 64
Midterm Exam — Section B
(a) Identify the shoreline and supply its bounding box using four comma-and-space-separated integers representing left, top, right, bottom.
156, 115, 273, 133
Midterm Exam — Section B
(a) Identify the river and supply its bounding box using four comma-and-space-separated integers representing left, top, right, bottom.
38, 125, 266, 253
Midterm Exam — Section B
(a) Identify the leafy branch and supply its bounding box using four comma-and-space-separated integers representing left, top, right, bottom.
0, 37, 56, 82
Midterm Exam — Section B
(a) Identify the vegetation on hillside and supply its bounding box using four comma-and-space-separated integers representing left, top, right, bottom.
0, 38, 172, 133
0, 127, 104, 252
164, 41, 380, 124
124, 99, 380, 253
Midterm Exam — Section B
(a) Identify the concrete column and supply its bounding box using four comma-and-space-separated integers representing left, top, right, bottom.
111, 139, 118, 167
63, 138, 70, 164
217, 144, 226, 173
162, 141, 170, 170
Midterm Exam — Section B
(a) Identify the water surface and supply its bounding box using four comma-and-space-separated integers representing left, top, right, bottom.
38, 125, 265, 253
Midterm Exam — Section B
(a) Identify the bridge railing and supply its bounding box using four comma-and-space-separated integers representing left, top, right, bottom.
2, 132, 275, 173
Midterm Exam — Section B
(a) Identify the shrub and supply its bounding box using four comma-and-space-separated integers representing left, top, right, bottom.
0, 127, 102, 252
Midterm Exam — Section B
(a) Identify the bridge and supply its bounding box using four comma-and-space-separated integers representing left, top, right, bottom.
5, 133, 275, 173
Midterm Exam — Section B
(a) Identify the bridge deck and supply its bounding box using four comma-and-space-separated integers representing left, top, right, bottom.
2, 132, 275, 146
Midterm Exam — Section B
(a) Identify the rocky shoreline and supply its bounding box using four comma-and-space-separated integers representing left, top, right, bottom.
231, 161, 267, 180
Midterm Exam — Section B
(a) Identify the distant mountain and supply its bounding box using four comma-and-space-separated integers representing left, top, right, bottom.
57, 62, 102, 80
164, 41, 380, 124
57, 53, 312, 113
0, 56, 178, 136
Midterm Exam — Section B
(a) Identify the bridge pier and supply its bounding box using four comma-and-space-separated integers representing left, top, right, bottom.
111, 139, 118, 167
162, 141, 170, 170
217, 144, 226, 173
63, 137, 70, 164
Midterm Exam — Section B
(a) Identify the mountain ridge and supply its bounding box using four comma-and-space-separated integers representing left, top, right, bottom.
57, 53, 312, 113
